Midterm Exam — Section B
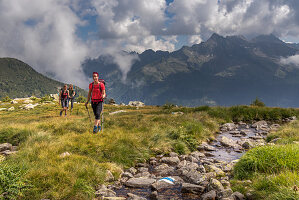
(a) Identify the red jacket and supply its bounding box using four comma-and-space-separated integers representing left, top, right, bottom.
89, 82, 105, 102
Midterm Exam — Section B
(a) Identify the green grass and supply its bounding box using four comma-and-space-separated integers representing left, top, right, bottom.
1, 103, 299, 199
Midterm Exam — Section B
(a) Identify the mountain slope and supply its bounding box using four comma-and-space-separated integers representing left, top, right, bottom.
82, 34, 299, 107
0, 58, 87, 99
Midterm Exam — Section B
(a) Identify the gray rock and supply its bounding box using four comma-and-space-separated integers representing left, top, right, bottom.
169, 152, 178, 157
220, 123, 237, 131
220, 136, 240, 148
149, 191, 158, 200
127, 193, 147, 200
240, 129, 252, 135
138, 167, 148, 173
105, 170, 114, 182
232, 191, 245, 200
151, 180, 174, 191
184, 169, 206, 184
160, 156, 180, 166
220, 180, 231, 188
204, 165, 225, 176
181, 183, 205, 194
198, 165, 206, 173
186, 155, 199, 163
209, 178, 224, 191
252, 121, 267, 128
122, 172, 134, 179
95, 185, 116, 198
198, 142, 216, 151
228, 130, 241, 135
0, 143, 12, 152
134, 172, 151, 178
190, 151, 206, 159
8, 106, 15, 111
128, 167, 137, 175
201, 190, 217, 200
125, 178, 156, 188
218, 188, 233, 198
154, 164, 175, 176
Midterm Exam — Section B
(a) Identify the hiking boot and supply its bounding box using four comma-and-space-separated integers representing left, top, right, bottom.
60, 111, 63, 116
93, 126, 97, 133
98, 125, 101, 132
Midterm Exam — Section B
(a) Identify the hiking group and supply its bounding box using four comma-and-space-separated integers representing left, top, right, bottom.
59, 84, 76, 116
59, 72, 106, 133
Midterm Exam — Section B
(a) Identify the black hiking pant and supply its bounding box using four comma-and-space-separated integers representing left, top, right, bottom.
91, 101, 103, 120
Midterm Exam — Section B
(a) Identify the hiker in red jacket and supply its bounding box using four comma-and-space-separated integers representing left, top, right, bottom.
85, 72, 106, 133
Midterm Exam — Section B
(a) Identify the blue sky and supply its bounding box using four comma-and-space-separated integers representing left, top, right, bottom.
0, 0, 299, 86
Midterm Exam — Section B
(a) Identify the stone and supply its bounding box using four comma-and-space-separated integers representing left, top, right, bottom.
127, 193, 147, 200
169, 152, 178, 157
11, 100, 18, 104
8, 106, 15, 111
209, 178, 224, 191
232, 191, 245, 200
198, 165, 206, 173
23, 99, 33, 104
249, 136, 264, 140
0, 108, 7, 111
251, 121, 267, 128
125, 178, 156, 188
186, 155, 199, 163
228, 130, 241, 135
181, 183, 205, 194
160, 156, 180, 166
95, 185, 116, 198
220, 180, 231, 188
204, 165, 225, 176
134, 172, 151, 178
220, 136, 240, 148
220, 123, 237, 132
218, 188, 233, 198
240, 129, 252, 135
151, 180, 174, 191
240, 141, 253, 149
197, 142, 216, 151
149, 191, 158, 200
109, 110, 127, 115
0, 143, 12, 152
122, 172, 134, 179
171, 112, 184, 115
138, 167, 148, 173
183, 169, 206, 184
128, 101, 145, 107
128, 167, 137, 175
190, 151, 205, 159
201, 190, 217, 200
23, 103, 39, 110
105, 170, 114, 182
59, 152, 71, 158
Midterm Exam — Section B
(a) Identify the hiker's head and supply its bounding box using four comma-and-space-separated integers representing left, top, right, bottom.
69, 84, 73, 89
93, 72, 99, 81
63, 84, 67, 89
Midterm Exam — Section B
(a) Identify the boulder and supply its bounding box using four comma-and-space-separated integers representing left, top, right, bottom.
8, 107, 15, 111
220, 123, 237, 132
209, 178, 224, 191
220, 136, 240, 148
160, 156, 180, 166
125, 178, 156, 188
201, 190, 217, 200
127, 193, 146, 200
232, 191, 245, 200
95, 185, 116, 198
181, 183, 205, 194
0, 143, 12, 152
128, 101, 145, 107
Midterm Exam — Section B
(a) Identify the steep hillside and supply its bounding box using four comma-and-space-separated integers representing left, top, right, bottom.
83, 34, 299, 107
0, 58, 87, 98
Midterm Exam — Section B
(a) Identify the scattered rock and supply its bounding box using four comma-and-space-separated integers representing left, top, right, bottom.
128, 101, 145, 107
160, 156, 180, 166
169, 152, 178, 157
95, 185, 116, 198
105, 170, 114, 182
59, 152, 71, 158
109, 110, 127, 115
125, 178, 156, 188
201, 190, 217, 200
8, 106, 15, 111
220, 123, 237, 132
0, 143, 12, 152
127, 193, 146, 200
181, 183, 205, 194
232, 191, 245, 200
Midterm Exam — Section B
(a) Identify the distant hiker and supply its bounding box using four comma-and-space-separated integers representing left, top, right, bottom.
68, 84, 76, 111
59, 84, 69, 116
85, 72, 106, 133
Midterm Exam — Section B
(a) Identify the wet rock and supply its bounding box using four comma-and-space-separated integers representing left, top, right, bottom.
251, 121, 267, 128
198, 142, 216, 151
151, 180, 174, 191
125, 178, 156, 188
183, 169, 206, 184
134, 172, 151, 178
220, 136, 240, 148
232, 191, 245, 200
228, 130, 241, 135
95, 185, 116, 198
160, 156, 180, 166
220, 123, 237, 132
127, 193, 146, 200
122, 172, 134, 179
0, 143, 12, 152
149, 191, 158, 200
209, 178, 224, 191
128, 167, 137, 175
190, 151, 206, 159
181, 183, 205, 194
201, 190, 217, 200
204, 165, 225, 176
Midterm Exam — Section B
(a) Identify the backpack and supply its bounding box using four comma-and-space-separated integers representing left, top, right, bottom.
91, 79, 106, 101
60, 89, 69, 99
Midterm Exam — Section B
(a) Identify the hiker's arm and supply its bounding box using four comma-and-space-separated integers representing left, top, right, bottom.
102, 90, 106, 99
59, 91, 61, 104
73, 91, 76, 98
85, 89, 92, 107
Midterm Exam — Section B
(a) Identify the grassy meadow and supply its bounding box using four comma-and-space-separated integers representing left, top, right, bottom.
0, 101, 298, 199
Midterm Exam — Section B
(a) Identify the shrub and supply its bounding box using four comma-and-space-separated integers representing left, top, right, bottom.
76, 95, 86, 103
251, 97, 266, 107
40, 95, 53, 102
1, 96, 12, 102
162, 102, 176, 109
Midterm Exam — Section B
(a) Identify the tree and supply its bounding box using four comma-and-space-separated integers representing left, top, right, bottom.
250, 97, 265, 107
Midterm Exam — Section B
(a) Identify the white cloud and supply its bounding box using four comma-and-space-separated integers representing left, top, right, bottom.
281, 54, 299, 66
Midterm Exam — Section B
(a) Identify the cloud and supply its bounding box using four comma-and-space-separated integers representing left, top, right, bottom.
0, 0, 89, 87
281, 54, 299, 66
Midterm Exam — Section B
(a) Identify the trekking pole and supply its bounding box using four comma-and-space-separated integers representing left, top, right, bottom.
101, 102, 104, 133
85, 104, 93, 127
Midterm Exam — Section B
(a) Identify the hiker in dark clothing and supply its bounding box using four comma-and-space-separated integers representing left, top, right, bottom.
85, 72, 106, 133
68, 84, 76, 111
59, 84, 69, 116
